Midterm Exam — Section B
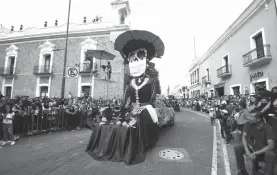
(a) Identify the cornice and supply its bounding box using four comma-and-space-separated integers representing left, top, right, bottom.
199, 0, 270, 65
189, 61, 199, 72
189, 83, 200, 89
0, 24, 130, 44
0, 22, 130, 43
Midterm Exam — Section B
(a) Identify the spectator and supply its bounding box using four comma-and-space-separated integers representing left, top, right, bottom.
65, 102, 78, 131
236, 99, 249, 131
234, 111, 276, 175
247, 94, 261, 113
0, 92, 3, 99
221, 101, 232, 144
2, 104, 15, 146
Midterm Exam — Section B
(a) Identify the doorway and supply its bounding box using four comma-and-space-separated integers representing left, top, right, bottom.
5, 86, 12, 97
215, 87, 224, 97
253, 32, 264, 58
40, 86, 49, 97
81, 86, 91, 95
223, 55, 229, 73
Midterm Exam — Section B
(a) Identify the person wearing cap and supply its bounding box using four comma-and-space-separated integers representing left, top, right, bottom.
234, 111, 276, 175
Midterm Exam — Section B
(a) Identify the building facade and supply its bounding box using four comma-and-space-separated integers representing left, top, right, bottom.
190, 0, 277, 97
0, 0, 131, 99
189, 58, 200, 98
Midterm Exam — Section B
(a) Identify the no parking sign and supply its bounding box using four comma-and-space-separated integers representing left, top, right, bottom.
66, 67, 79, 78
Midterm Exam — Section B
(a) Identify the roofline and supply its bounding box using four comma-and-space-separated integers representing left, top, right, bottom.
0, 24, 130, 44
188, 61, 200, 72
197, 0, 270, 65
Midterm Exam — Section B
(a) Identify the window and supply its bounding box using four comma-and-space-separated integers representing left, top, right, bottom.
232, 86, 240, 96
223, 55, 229, 73
206, 68, 209, 81
253, 32, 264, 58
43, 54, 51, 73
6, 56, 15, 75
83, 54, 93, 72
120, 15, 125, 24
81, 86, 91, 95
44, 54, 51, 66
197, 69, 199, 83
5, 86, 12, 97
253, 81, 266, 93
40, 86, 49, 97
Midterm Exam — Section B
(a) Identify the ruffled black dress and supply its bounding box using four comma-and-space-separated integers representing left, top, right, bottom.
86, 77, 160, 165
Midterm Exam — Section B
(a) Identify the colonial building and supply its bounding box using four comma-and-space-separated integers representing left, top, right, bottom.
0, 0, 131, 98
188, 57, 200, 98
181, 73, 190, 99
191, 0, 277, 97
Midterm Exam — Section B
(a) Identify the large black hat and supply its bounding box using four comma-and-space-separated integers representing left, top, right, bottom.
114, 30, 165, 60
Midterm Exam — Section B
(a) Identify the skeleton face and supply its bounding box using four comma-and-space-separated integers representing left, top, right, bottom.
128, 49, 147, 77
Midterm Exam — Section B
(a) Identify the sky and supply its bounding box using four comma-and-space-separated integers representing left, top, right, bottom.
0, 0, 253, 94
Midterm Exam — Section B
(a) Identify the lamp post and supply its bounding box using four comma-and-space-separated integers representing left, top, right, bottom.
60, 0, 72, 99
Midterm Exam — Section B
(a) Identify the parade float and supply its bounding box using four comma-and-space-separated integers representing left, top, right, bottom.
86, 30, 174, 165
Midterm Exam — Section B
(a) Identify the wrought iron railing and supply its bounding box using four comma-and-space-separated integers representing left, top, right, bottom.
1, 66, 16, 76
217, 65, 231, 77
242, 44, 271, 65
33, 65, 52, 74
202, 76, 210, 84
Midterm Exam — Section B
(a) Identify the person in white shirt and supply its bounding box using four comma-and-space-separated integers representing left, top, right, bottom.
2, 104, 15, 146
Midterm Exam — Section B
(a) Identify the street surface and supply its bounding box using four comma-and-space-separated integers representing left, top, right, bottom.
0, 109, 235, 175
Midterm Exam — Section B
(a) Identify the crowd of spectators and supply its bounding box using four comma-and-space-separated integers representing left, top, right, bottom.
0, 92, 123, 146
184, 87, 277, 175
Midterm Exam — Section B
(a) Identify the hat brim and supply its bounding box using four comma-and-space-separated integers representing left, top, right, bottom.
114, 30, 165, 60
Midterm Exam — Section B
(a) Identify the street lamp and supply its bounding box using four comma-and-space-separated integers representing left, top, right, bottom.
60, 0, 72, 99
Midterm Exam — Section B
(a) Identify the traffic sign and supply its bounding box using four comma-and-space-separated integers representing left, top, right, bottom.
66, 67, 79, 78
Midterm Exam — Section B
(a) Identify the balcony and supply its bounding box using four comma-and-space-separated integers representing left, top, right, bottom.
1, 66, 16, 77
189, 81, 200, 89
79, 63, 99, 74
217, 65, 232, 78
242, 44, 272, 67
202, 76, 211, 84
33, 65, 53, 75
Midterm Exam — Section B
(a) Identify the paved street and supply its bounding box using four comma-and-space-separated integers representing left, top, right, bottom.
0, 109, 228, 175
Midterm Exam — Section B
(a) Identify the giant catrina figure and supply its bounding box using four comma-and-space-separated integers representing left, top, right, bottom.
86, 30, 165, 165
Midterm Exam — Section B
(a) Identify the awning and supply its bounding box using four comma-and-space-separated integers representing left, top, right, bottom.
214, 82, 225, 88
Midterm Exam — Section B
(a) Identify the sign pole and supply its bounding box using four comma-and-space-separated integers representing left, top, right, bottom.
107, 79, 109, 101
60, 0, 72, 99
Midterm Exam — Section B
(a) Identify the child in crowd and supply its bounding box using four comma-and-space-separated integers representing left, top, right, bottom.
2, 104, 15, 146
209, 103, 215, 126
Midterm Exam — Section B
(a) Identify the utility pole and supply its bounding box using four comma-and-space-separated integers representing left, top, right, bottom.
193, 36, 197, 59
60, 0, 72, 99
